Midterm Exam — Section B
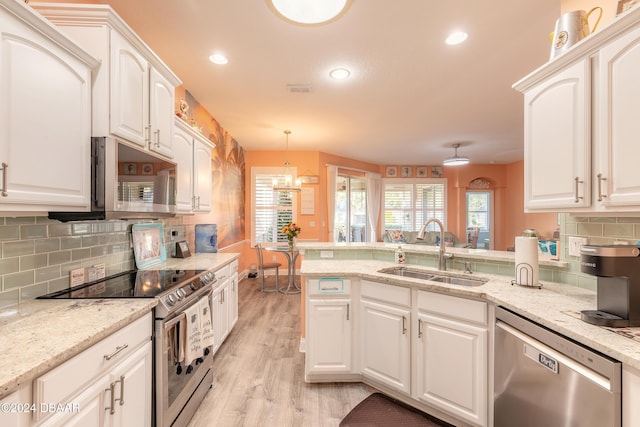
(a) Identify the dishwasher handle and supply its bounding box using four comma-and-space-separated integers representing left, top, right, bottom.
496, 320, 612, 391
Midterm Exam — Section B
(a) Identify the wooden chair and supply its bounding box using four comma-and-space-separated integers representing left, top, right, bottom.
254, 243, 281, 292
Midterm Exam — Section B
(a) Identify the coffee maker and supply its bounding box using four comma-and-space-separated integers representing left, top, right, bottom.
580, 244, 640, 327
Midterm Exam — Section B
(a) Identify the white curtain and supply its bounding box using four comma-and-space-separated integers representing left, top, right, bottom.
326, 165, 337, 242
366, 172, 382, 242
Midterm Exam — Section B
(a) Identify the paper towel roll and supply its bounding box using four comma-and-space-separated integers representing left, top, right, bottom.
515, 236, 539, 286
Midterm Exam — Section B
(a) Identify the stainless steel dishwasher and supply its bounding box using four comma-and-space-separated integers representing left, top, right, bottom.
494, 306, 621, 427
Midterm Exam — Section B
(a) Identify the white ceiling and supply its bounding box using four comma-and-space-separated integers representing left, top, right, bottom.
85, 0, 560, 165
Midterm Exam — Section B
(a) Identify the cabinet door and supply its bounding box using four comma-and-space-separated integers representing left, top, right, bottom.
172, 124, 195, 213
193, 139, 212, 212
360, 299, 410, 393
596, 26, 640, 207
415, 313, 487, 427
0, 385, 32, 427
110, 30, 148, 147
306, 298, 352, 374
0, 12, 92, 210
523, 59, 591, 210
108, 341, 152, 427
149, 67, 174, 157
229, 271, 239, 329
215, 280, 230, 345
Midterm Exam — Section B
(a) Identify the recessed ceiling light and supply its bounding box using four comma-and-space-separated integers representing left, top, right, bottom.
445, 31, 468, 45
329, 68, 351, 80
209, 53, 228, 65
271, 0, 348, 24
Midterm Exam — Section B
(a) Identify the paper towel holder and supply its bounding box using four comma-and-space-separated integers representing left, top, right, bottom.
511, 262, 543, 289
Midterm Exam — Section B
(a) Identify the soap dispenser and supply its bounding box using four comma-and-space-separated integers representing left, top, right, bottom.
395, 246, 405, 264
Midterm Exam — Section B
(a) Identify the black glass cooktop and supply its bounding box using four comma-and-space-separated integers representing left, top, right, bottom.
38, 269, 202, 299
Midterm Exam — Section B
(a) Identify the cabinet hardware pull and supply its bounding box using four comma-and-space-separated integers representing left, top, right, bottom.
104, 344, 129, 361
597, 173, 607, 202
144, 125, 151, 144
574, 177, 584, 203
418, 319, 423, 338
115, 375, 125, 406
197, 196, 201, 209
0, 163, 7, 197
402, 316, 407, 335
347, 303, 350, 321
192, 195, 197, 209
105, 381, 116, 415
154, 129, 161, 148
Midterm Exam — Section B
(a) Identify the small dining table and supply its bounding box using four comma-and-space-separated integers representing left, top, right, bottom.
264, 245, 301, 294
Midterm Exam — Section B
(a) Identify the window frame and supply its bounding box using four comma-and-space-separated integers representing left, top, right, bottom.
382, 178, 447, 232
251, 166, 298, 246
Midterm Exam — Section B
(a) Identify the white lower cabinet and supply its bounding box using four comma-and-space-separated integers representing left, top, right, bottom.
360, 281, 411, 394
305, 278, 488, 427
414, 291, 488, 427
0, 383, 33, 427
623, 365, 640, 426
211, 261, 238, 355
305, 278, 353, 376
33, 312, 153, 426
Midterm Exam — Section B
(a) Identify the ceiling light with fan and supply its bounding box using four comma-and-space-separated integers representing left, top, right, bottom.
272, 130, 301, 192
443, 143, 470, 166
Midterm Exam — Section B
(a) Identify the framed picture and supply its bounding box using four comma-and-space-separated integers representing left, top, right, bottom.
431, 166, 443, 178
416, 166, 428, 177
141, 163, 154, 175
401, 166, 412, 177
123, 163, 137, 175
386, 166, 397, 177
131, 223, 166, 268
617, 0, 639, 15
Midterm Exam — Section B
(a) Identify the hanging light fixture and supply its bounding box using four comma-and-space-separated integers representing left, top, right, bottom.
442, 143, 470, 166
272, 130, 302, 192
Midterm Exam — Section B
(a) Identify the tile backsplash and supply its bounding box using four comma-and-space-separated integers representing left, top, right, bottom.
559, 214, 640, 291
0, 216, 186, 308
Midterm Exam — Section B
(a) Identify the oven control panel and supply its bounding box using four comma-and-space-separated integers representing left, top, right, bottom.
157, 271, 217, 316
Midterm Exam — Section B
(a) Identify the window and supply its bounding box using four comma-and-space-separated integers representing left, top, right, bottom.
334, 175, 367, 242
252, 167, 297, 244
383, 180, 446, 231
467, 192, 490, 231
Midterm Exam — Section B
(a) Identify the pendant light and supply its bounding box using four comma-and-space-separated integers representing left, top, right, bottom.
272, 130, 301, 192
442, 143, 469, 166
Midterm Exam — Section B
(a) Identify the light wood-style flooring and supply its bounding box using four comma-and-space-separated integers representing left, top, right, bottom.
187, 275, 375, 427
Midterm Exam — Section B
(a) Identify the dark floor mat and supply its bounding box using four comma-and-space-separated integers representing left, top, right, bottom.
340, 392, 456, 427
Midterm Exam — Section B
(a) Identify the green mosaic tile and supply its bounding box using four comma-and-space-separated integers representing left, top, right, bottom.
0, 226, 19, 241
0, 289, 19, 308
20, 254, 47, 271
4, 271, 34, 289
577, 222, 604, 237
20, 282, 48, 301
35, 239, 60, 254
0, 258, 19, 275
48, 277, 69, 293
49, 250, 71, 265
5, 217, 35, 225
3, 240, 34, 257
71, 248, 92, 261
60, 237, 82, 250
20, 225, 48, 239
48, 223, 73, 237
36, 266, 61, 283
82, 235, 101, 247
603, 223, 634, 238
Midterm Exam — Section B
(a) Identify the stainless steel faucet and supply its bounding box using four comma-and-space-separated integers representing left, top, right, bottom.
416, 218, 453, 270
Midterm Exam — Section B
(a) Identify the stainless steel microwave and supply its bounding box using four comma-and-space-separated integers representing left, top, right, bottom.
49, 137, 176, 221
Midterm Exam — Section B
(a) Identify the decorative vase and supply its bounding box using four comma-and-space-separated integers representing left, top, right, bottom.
288, 237, 295, 250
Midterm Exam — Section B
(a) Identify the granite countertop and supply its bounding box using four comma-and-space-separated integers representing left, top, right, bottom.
301, 259, 640, 371
0, 252, 240, 400
296, 241, 568, 267
0, 298, 156, 399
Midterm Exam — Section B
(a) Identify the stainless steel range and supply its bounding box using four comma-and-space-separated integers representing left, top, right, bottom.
39, 269, 218, 427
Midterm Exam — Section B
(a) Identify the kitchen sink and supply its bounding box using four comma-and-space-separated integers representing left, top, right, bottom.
378, 267, 487, 287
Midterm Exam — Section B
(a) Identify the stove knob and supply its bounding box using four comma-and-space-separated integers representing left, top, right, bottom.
177, 288, 187, 298
166, 294, 176, 306
190, 282, 198, 290
175, 290, 184, 301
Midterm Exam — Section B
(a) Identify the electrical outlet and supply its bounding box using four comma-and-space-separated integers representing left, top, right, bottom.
568, 236, 588, 257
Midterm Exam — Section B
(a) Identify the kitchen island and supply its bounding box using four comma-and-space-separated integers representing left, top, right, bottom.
299, 242, 640, 427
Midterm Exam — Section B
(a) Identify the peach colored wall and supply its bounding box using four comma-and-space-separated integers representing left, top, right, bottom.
504, 161, 559, 245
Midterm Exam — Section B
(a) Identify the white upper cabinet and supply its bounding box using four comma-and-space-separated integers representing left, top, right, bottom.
515, 6, 640, 213
522, 60, 591, 210
595, 25, 640, 209
0, 0, 98, 212
173, 118, 213, 214
32, 3, 181, 158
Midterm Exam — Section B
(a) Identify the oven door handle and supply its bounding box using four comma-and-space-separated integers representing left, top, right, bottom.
164, 312, 186, 331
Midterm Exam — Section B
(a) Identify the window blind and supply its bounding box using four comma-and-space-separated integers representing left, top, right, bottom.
383, 181, 446, 231
254, 173, 294, 243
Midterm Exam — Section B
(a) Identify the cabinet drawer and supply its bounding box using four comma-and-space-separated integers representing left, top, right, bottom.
361, 280, 410, 307
417, 291, 487, 325
34, 312, 152, 411
307, 278, 351, 296
229, 259, 238, 273
215, 264, 230, 281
